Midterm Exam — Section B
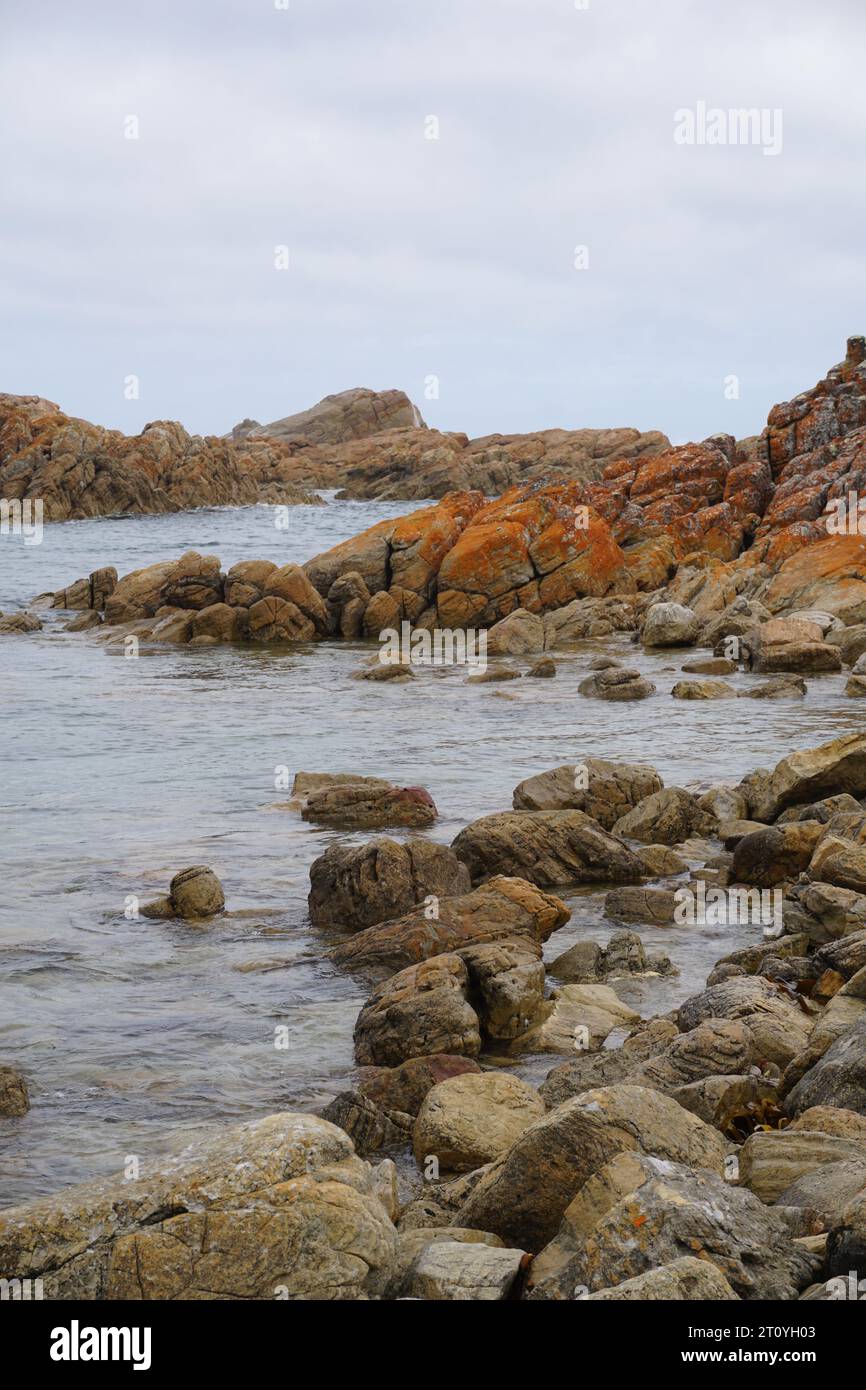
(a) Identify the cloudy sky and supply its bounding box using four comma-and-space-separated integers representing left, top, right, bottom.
2, 0, 864, 445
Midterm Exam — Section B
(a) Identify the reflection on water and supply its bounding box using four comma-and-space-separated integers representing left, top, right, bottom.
0, 501, 862, 1203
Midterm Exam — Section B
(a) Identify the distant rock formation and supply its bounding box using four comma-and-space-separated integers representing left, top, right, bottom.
231, 387, 426, 445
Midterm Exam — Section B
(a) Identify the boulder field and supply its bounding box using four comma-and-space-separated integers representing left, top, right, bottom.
9, 734, 866, 1300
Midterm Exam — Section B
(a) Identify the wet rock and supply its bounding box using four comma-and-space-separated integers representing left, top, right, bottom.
308, 837, 470, 931
0, 611, 42, 633
846, 675, 866, 697
457, 938, 547, 1041
738, 675, 807, 699
681, 656, 738, 675
160, 551, 223, 610
827, 1189, 866, 1279
787, 883, 866, 944
302, 782, 436, 830
330, 876, 566, 978
486, 608, 545, 655
353, 955, 481, 1066
672, 1073, 778, 1127
578, 667, 656, 700
778, 1160, 866, 1230
635, 844, 689, 875
603, 886, 679, 925
642, 602, 700, 647
407, 1241, 525, 1300
671, 678, 737, 699
189, 602, 247, 643
223, 559, 277, 608
168, 866, 225, 919
0, 1111, 397, 1299
612, 787, 714, 845
0, 1065, 29, 1116
466, 664, 520, 684
512, 759, 662, 830
63, 609, 102, 632
527, 657, 556, 678
413, 1072, 545, 1172
455, 1084, 726, 1251
678, 976, 815, 1067
451, 809, 644, 889
353, 658, 416, 682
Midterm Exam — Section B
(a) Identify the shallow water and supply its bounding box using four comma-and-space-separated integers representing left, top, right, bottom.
0, 499, 861, 1205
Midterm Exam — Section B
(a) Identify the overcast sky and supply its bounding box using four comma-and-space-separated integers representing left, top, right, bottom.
2, 0, 864, 445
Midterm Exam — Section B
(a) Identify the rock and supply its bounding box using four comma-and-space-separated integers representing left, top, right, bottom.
538, 1019, 680, 1107
319, 1091, 413, 1156
330, 877, 566, 978
466, 664, 520, 684
64, 609, 102, 632
719, 818, 769, 847
788, 884, 866, 944
223, 559, 277, 607
406, 1241, 525, 1300
603, 887, 679, 924
0, 611, 43, 633
189, 602, 247, 643
739, 1128, 866, 1202
751, 641, 842, 674
357, 1055, 482, 1119
507, 983, 640, 1056
672, 1074, 778, 1127
777, 1160, 866, 1227
846, 675, 866, 697
548, 940, 604, 982
168, 866, 225, 919
827, 1189, 866, 1279
738, 675, 807, 699
731, 822, 823, 887
301, 783, 436, 830
0, 1065, 29, 1116
612, 788, 714, 845
457, 938, 547, 1041
451, 810, 644, 889
550, 929, 663, 982
384, 1227, 506, 1296
412, 1073, 545, 1172
785, 1017, 866, 1116
512, 759, 662, 831
455, 1085, 726, 1251
242, 387, 425, 445
627, 1018, 755, 1091
748, 733, 866, 823
677, 976, 815, 1067
353, 955, 481, 1066
635, 844, 689, 875
681, 657, 738, 674
583, 1256, 739, 1301
578, 667, 656, 700
0, 1111, 397, 1299
486, 608, 545, 655
353, 658, 416, 682
160, 551, 223, 610
533, 1157, 816, 1301
671, 679, 737, 699
527, 657, 556, 678
308, 838, 470, 931
764, 537, 866, 627
808, 836, 866, 893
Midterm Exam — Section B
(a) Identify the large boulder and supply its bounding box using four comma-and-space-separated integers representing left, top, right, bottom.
329, 876, 567, 977
583, 1256, 739, 1301
677, 976, 815, 1067
747, 734, 866, 823
739, 1127, 866, 1202
785, 1017, 866, 1116
308, 838, 470, 931
512, 759, 662, 831
413, 1072, 545, 1172
731, 822, 823, 887
241, 387, 425, 445
451, 810, 644, 888
612, 788, 714, 845
301, 783, 437, 830
353, 955, 481, 1066
0, 1112, 397, 1299
642, 602, 700, 647
406, 1241, 525, 1300
454, 1084, 726, 1251
530, 1156, 817, 1301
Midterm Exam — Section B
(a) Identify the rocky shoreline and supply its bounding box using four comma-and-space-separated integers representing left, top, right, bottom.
3, 733, 866, 1300
3, 338, 866, 1302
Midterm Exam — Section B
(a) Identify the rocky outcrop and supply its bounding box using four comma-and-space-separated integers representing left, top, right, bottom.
451, 810, 644, 888
234, 387, 425, 445
511, 760, 663, 830
0, 1112, 397, 1299
308, 838, 470, 931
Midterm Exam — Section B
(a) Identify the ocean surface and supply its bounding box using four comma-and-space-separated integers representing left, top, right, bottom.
0, 498, 860, 1205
